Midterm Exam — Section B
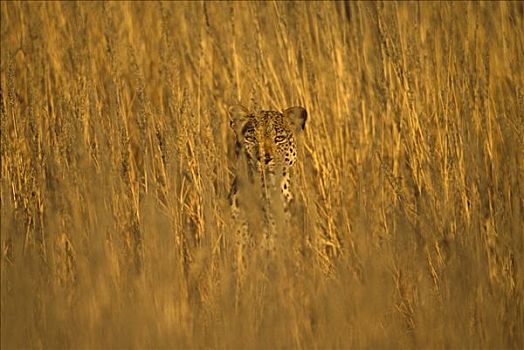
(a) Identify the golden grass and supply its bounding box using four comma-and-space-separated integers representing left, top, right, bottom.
1, 1, 523, 348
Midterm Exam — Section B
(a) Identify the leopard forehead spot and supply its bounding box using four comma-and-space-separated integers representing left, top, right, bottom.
244, 111, 289, 135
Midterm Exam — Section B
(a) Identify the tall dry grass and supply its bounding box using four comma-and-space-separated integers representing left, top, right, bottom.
1, 1, 523, 348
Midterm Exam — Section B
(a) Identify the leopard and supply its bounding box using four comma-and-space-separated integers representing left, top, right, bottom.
228, 104, 307, 262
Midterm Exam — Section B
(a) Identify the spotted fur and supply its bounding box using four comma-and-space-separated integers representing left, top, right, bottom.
228, 104, 307, 242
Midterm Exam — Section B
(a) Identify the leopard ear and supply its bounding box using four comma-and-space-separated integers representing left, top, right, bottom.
283, 106, 308, 132
228, 104, 250, 137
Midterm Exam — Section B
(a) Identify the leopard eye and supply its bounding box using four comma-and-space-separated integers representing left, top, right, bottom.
244, 133, 256, 143
274, 135, 286, 143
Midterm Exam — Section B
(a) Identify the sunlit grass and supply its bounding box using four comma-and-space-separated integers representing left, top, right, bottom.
1, 1, 523, 348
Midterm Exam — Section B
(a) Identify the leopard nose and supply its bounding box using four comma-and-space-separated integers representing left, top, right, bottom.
264, 154, 272, 164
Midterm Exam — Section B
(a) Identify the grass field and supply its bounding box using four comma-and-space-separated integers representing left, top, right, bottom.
1, 1, 523, 348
